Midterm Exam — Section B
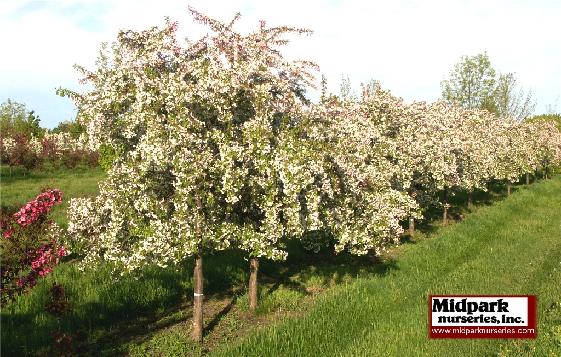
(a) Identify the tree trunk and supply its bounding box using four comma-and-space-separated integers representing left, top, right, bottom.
409, 217, 415, 237
467, 190, 473, 211
507, 182, 511, 196
525, 172, 530, 185
249, 257, 259, 312
442, 190, 448, 226
192, 250, 204, 342
192, 197, 204, 343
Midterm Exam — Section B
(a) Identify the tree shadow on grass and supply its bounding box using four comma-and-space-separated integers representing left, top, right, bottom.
1, 252, 245, 356
2, 232, 398, 356
256, 239, 399, 304
414, 180, 521, 233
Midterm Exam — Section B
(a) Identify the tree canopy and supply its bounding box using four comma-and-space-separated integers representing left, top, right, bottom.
441, 52, 535, 120
0, 99, 43, 138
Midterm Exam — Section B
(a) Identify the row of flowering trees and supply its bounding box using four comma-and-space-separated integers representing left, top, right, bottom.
61, 8, 561, 342
346, 86, 561, 227
0, 132, 98, 169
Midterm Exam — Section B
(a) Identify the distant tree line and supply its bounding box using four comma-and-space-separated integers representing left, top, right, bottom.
0, 99, 94, 170
441, 52, 537, 121
0, 99, 85, 139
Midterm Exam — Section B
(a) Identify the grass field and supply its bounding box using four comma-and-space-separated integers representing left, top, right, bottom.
213, 176, 561, 356
0, 165, 105, 227
1, 167, 560, 356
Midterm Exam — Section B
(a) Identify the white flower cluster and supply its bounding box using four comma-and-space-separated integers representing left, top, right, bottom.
64, 9, 561, 275
0, 137, 16, 157
42, 132, 91, 154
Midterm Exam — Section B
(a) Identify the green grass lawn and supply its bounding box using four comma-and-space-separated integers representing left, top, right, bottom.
1, 167, 560, 356
0, 165, 105, 227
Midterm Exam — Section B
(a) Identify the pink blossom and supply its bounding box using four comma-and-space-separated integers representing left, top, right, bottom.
38, 267, 53, 277
57, 246, 67, 257
13, 189, 63, 227
3, 228, 14, 239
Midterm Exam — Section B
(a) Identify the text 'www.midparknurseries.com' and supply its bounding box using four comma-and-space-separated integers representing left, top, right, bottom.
429, 295, 537, 338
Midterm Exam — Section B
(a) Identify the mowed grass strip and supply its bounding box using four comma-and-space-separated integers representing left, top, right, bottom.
213, 176, 561, 357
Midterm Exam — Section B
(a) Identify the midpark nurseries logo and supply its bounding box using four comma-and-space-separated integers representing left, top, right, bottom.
429, 295, 537, 339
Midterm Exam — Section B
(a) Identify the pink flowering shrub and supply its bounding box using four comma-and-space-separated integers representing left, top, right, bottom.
13, 189, 62, 227
0, 189, 67, 306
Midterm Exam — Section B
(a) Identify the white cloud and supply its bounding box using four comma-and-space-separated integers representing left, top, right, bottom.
0, 0, 559, 128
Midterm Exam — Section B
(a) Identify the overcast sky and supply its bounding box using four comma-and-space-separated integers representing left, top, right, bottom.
1, 0, 559, 129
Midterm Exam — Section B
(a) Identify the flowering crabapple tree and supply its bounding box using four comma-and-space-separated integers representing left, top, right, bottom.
358, 89, 460, 233
330, 85, 460, 232
452, 108, 499, 209
185, 8, 323, 313
64, 7, 320, 340
305, 96, 419, 256
520, 120, 561, 179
